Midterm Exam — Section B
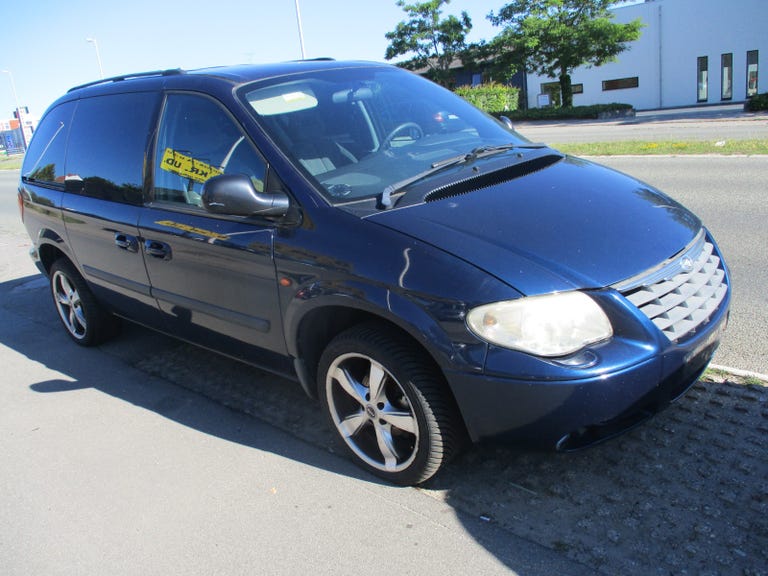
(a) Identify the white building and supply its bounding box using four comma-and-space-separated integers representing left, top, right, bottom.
526, 0, 767, 110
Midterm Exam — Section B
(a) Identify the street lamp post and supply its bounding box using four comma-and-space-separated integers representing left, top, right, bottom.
1, 69, 26, 151
86, 37, 105, 79
294, 0, 307, 59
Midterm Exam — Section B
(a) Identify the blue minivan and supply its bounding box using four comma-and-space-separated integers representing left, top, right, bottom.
18, 60, 730, 484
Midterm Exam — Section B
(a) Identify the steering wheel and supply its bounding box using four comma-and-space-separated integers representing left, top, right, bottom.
378, 122, 424, 151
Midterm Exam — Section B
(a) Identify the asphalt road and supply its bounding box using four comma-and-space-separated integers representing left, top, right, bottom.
515, 109, 768, 143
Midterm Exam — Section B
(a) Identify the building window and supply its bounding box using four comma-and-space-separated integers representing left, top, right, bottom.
602, 77, 639, 91
697, 57, 709, 102
747, 50, 759, 97
721, 53, 733, 100
538, 82, 583, 106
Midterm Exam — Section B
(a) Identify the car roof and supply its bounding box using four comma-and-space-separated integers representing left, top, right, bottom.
66, 59, 390, 95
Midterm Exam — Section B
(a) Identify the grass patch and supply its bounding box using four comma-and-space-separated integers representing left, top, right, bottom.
702, 367, 768, 386
0, 155, 23, 170
703, 367, 732, 381
553, 139, 768, 156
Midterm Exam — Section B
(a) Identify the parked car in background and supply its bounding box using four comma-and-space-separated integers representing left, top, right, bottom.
18, 60, 730, 484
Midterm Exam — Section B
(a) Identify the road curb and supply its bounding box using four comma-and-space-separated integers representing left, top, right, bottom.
709, 363, 768, 382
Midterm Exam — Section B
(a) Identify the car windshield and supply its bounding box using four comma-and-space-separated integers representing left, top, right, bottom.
240, 66, 529, 206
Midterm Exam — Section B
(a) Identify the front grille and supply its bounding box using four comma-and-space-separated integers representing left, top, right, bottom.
615, 231, 728, 342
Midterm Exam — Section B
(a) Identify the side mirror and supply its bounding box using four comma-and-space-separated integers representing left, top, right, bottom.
499, 116, 515, 131
202, 174, 290, 217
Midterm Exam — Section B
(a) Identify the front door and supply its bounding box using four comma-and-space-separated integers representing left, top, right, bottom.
139, 92, 286, 361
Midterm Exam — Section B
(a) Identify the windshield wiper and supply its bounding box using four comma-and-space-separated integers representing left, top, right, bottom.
378, 142, 547, 209
441, 142, 548, 166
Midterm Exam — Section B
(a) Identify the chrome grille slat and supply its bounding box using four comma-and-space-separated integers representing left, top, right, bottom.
617, 238, 728, 342
637, 267, 724, 320
625, 243, 715, 308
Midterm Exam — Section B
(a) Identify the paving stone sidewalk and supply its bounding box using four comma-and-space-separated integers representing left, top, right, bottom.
133, 339, 767, 576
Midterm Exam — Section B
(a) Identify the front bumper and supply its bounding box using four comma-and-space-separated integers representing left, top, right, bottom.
445, 284, 730, 449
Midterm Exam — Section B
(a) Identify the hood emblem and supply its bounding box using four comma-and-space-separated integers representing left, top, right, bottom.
680, 256, 694, 273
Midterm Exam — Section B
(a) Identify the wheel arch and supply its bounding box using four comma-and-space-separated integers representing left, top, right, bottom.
37, 240, 71, 276
290, 297, 470, 445
294, 304, 424, 397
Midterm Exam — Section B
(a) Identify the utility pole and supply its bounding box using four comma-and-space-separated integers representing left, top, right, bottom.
294, 0, 307, 59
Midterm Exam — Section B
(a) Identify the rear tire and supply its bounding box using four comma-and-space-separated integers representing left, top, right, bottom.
49, 259, 117, 346
318, 323, 462, 485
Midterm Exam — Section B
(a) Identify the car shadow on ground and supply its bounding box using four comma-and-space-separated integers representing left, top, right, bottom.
2, 273, 766, 575
0, 273, 378, 484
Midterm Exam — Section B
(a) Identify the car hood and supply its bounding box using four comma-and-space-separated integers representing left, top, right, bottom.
368, 155, 701, 295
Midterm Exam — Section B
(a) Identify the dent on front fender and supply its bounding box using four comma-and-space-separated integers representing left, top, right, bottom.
274, 216, 520, 372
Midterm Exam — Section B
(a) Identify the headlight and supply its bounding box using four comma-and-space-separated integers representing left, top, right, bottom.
466, 291, 613, 357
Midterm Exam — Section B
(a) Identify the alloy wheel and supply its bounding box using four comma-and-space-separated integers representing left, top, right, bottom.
325, 352, 420, 473
52, 270, 87, 340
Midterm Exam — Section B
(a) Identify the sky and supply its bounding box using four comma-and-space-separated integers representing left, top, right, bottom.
1, 0, 510, 120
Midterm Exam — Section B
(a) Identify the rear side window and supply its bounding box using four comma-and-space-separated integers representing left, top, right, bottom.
21, 101, 75, 186
66, 92, 159, 205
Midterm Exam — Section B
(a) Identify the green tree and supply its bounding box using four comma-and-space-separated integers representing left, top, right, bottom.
385, 0, 472, 87
489, 0, 643, 107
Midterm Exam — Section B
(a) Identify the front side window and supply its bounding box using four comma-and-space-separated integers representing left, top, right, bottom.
241, 66, 526, 206
697, 56, 709, 102
153, 93, 267, 207
721, 53, 733, 100
747, 50, 759, 97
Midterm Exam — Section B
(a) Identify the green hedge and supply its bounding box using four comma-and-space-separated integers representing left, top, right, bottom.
455, 83, 520, 113
744, 92, 768, 111
498, 103, 634, 121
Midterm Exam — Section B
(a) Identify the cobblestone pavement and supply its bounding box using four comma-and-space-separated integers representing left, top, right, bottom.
132, 339, 767, 576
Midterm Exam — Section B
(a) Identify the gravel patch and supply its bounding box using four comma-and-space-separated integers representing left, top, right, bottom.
135, 341, 767, 575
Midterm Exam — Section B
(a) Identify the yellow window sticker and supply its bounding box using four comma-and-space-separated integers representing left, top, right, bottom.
161, 148, 223, 183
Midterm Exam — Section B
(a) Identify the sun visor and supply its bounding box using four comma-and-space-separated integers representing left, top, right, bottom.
247, 85, 318, 116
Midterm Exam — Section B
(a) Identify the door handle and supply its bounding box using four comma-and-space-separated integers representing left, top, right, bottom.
144, 239, 172, 260
114, 232, 139, 253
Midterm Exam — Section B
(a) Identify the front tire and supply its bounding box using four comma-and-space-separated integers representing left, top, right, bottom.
49, 259, 117, 346
318, 324, 461, 485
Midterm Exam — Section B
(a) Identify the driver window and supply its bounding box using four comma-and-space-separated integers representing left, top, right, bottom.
153, 93, 266, 207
